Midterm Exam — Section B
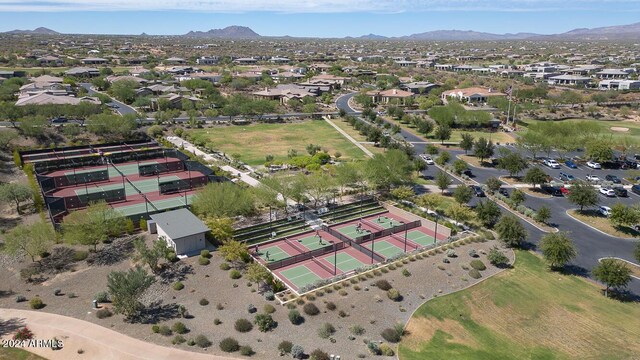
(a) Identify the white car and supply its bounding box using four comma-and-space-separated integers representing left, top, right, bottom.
586, 161, 601, 169
586, 174, 600, 182
420, 155, 434, 165
599, 187, 616, 197
544, 159, 560, 169
599, 206, 612, 217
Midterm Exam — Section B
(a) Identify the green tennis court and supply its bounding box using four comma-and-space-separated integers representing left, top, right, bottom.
323, 252, 367, 273
406, 230, 435, 246
113, 195, 193, 216
112, 161, 158, 176
295, 234, 331, 251
369, 215, 403, 229
280, 265, 322, 290
63, 167, 109, 176
255, 244, 291, 262
365, 239, 403, 259
73, 182, 124, 195
337, 224, 371, 239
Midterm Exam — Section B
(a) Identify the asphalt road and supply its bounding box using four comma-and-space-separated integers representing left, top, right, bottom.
79, 83, 138, 116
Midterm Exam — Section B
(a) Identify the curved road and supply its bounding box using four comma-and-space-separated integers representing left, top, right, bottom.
335, 92, 639, 295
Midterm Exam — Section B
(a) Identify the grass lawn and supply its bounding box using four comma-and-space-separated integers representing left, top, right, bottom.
332, 118, 385, 155
185, 120, 368, 166
568, 210, 640, 239
458, 154, 492, 169
399, 250, 640, 360
0, 347, 47, 360
521, 118, 640, 142
384, 117, 515, 145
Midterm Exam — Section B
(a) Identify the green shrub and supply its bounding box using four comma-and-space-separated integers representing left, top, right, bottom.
152, 325, 160, 333
199, 298, 209, 306
172, 322, 188, 334
350, 324, 366, 335
469, 269, 482, 279
318, 323, 336, 339
140, 219, 148, 231
291, 344, 305, 359
402, 269, 411, 277
379, 343, 395, 356
234, 318, 253, 333
278, 340, 293, 354
470, 259, 486, 271
195, 334, 211, 348
387, 288, 402, 302
213, 318, 221, 325
29, 297, 44, 309
381, 327, 401, 343
200, 249, 211, 258
172, 335, 186, 345
230, 269, 242, 279
254, 313, 276, 332
158, 325, 172, 336
240, 345, 254, 356
303, 302, 320, 316
220, 262, 231, 270
187, 339, 195, 346
219, 337, 240, 352
264, 304, 276, 314
289, 309, 303, 325
198, 256, 210, 265
173, 282, 184, 290
73, 250, 89, 261
310, 349, 330, 360
166, 251, 177, 262
95, 308, 112, 319
325, 302, 336, 311
368, 341, 381, 355
94, 291, 110, 302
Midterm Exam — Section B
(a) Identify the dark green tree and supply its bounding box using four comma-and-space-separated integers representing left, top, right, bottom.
523, 167, 548, 189
495, 215, 527, 248
475, 200, 501, 228
592, 259, 632, 298
453, 185, 474, 205
107, 266, 156, 320
539, 232, 577, 270
459, 133, 474, 155
473, 137, 495, 164
435, 171, 452, 194
567, 181, 599, 211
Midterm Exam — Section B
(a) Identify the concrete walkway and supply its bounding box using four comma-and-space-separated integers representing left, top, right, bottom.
0, 309, 239, 360
323, 116, 374, 158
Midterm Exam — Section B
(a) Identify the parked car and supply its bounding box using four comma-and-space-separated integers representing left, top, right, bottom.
599, 187, 616, 197
462, 169, 473, 177
586, 161, 601, 169
599, 206, 612, 217
560, 186, 570, 195
586, 174, 600, 182
613, 187, 628, 197
605, 174, 621, 184
472, 186, 485, 197
543, 185, 563, 197
558, 172, 575, 182
420, 154, 434, 165
564, 160, 578, 169
631, 184, 640, 195
543, 159, 560, 169
498, 188, 509, 197
50, 116, 68, 123
106, 103, 119, 109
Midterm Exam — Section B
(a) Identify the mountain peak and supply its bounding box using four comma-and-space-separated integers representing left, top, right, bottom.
3, 27, 60, 35
184, 25, 260, 39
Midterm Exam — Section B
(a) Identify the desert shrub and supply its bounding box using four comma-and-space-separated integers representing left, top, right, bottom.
29, 297, 44, 309
200, 250, 211, 258
468, 249, 478, 257
264, 291, 275, 301
289, 309, 304, 325
240, 345, 254, 356
172, 322, 188, 334
230, 269, 242, 279
254, 313, 276, 332
339, 289, 347, 296
67, 292, 76, 298
318, 322, 336, 339
338, 310, 348, 318
264, 304, 276, 314
470, 259, 486, 271
94, 291, 110, 302
219, 337, 239, 352
158, 325, 172, 336
173, 281, 184, 291
375, 279, 392, 291
350, 324, 366, 335
195, 335, 212, 348
73, 250, 89, 261
95, 308, 112, 319
213, 318, 222, 325
469, 269, 482, 279
303, 302, 320, 316
325, 302, 336, 311
220, 262, 231, 270
198, 257, 210, 265
247, 304, 257, 313
187, 339, 195, 346
310, 349, 330, 360
381, 328, 401, 343
387, 288, 402, 301
379, 343, 395, 356
446, 249, 456, 257
199, 298, 209, 306
306, 294, 316, 301
278, 340, 293, 354
368, 341, 381, 355
166, 251, 177, 262
216, 303, 224, 310
15, 295, 26, 303
402, 269, 411, 277
235, 318, 253, 333
152, 325, 160, 333
172, 335, 186, 344
291, 344, 305, 359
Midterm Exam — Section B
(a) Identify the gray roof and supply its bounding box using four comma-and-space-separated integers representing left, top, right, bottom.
150, 208, 209, 239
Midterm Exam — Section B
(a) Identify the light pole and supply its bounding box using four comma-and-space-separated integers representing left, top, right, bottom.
433, 214, 439, 245
332, 241, 337, 275
370, 236, 375, 264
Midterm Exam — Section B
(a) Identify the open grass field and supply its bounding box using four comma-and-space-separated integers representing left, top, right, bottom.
568, 210, 640, 239
399, 250, 640, 360
521, 118, 640, 141
185, 120, 368, 166
0, 347, 46, 360
332, 118, 385, 155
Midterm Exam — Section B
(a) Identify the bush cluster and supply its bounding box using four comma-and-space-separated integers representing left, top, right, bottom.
288, 309, 303, 325
470, 259, 486, 271
317, 323, 336, 339
375, 279, 392, 290
469, 269, 482, 279
387, 288, 402, 302
219, 337, 240, 352
173, 281, 184, 291
303, 302, 320, 316
172, 322, 188, 334
234, 318, 253, 333
95, 308, 112, 319
278, 340, 293, 354
29, 297, 44, 309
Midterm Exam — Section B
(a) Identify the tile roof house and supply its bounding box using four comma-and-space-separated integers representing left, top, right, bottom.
400, 81, 440, 95
16, 92, 100, 106
65, 67, 100, 77
366, 89, 414, 104
442, 87, 506, 104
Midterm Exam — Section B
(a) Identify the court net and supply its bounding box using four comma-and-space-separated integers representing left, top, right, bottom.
390, 232, 420, 250
284, 238, 307, 254
312, 256, 334, 275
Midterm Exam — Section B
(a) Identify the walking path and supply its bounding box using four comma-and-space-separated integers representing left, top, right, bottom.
0, 309, 239, 360
323, 116, 374, 158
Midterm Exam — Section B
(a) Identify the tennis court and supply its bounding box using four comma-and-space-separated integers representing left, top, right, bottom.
365, 239, 404, 259
366, 215, 403, 229
280, 265, 323, 290
73, 182, 125, 195
406, 229, 436, 246
294, 234, 332, 251
112, 161, 158, 176
255, 244, 295, 263
114, 195, 194, 216
322, 252, 367, 273
336, 224, 372, 239
76, 175, 181, 197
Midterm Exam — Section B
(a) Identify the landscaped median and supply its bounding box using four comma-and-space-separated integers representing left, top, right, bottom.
566, 209, 640, 239
497, 176, 553, 199
600, 257, 640, 279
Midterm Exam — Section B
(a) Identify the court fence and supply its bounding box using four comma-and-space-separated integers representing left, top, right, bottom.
159, 175, 208, 195
321, 224, 385, 263
354, 220, 421, 244
138, 160, 184, 176
266, 241, 346, 271
64, 187, 126, 210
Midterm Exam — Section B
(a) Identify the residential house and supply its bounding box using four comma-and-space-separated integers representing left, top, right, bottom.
16, 92, 100, 106
366, 89, 414, 105
595, 69, 632, 79
269, 57, 290, 64
598, 80, 640, 91
395, 60, 417, 67
434, 64, 454, 71
233, 57, 258, 65
252, 84, 319, 104
65, 67, 100, 77
81, 57, 108, 65
547, 75, 592, 86
105, 75, 148, 85
196, 56, 219, 65
400, 81, 439, 95
165, 57, 186, 65
37, 56, 63, 65
442, 87, 506, 104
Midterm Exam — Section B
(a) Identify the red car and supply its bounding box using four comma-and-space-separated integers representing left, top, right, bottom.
560, 186, 570, 195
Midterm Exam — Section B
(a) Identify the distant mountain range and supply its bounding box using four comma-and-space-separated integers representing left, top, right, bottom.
3, 22, 640, 41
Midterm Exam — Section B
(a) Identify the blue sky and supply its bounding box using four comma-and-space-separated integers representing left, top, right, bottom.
1, 1, 640, 37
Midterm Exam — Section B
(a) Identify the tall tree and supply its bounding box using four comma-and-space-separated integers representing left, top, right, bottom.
453, 185, 474, 205
364, 149, 413, 192
535, 206, 552, 224
63, 201, 127, 251
435, 171, 452, 194
416, 193, 441, 213
2, 221, 54, 262
107, 266, 156, 320
218, 240, 250, 267
191, 182, 256, 218
510, 189, 526, 208
523, 167, 548, 189
586, 139, 614, 163
485, 177, 502, 194
473, 137, 495, 164
305, 171, 334, 208
446, 203, 473, 225
434, 125, 452, 144
474, 200, 501, 228
539, 232, 577, 270
334, 162, 358, 199
495, 215, 527, 248
0, 183, 33, 214
497, 150, 529, 178
609, 203, 640, 228
592, 259, 632, 298
413, 158, 426, 175
567, 181, 599, 211
459, 133, 474, 155
133, 238, 170, 273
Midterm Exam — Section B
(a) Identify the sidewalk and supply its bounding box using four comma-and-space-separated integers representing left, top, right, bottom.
323, 116, 374, 158
0, 309, 239, 360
